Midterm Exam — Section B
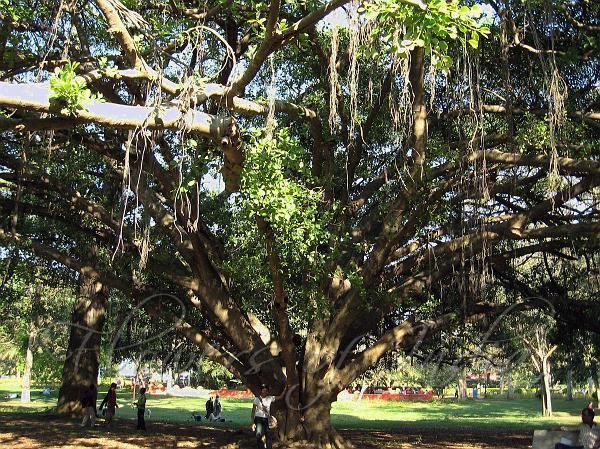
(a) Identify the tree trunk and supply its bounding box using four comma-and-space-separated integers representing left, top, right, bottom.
499, 367, 505, 396
167, 367, 173, 389
595, 370, 600, 409
251, 365, 354, 449
20, 330, 35, 403
566, 369, 573, 401
21, 280, 43, 403
457, 368, 468, 399
541, 359, 553, 417
507, 374, 513, 399
299, 396, 351, 449
56, 272, 108, 415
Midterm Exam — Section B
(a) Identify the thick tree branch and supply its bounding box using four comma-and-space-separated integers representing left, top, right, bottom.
175, 0, 233, 20
0, 196, 126, 249
471, 149, 600, 176
225, 0, 353, 97
558, 5, 600, 33
0, 82, 233, 139
0, 227, 131, 292
0, 167, 121, 233
95, 0, 149, 71
335, 303, 509, 388
257, 219, 300, 411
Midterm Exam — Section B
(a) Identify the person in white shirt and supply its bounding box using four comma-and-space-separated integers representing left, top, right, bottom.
250, 384, 286, 449
578, 407, 600, 449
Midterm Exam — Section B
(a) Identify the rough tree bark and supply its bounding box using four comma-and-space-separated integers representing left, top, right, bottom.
566, 369, 573, 401
56, 268, 109, 415
20, 329, 34, 403
458, 368, 468, 399
21, 282, 42, 403
541, 357, 553, 417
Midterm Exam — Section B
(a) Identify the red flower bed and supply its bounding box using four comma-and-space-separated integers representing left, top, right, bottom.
361, 391, 434, 401
210, 388, 254, 399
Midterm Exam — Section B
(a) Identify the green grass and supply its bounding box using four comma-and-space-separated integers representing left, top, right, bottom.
330, 398, 582, 430
0, 379, 585, 431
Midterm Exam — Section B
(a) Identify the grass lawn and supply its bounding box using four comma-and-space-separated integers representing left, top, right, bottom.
0, 379, 585, 431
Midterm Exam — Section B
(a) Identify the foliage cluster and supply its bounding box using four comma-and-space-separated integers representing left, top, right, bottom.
49, 62, 103, 115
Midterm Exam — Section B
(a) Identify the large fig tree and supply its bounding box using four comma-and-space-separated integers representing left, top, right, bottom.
0, 0, 598, 446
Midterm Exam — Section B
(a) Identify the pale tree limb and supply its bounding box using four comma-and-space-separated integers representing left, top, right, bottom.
175, 0, 233, 20
78, 68, 320, 121
95, 0, 149, 71
469, 149, 600, 176
0, 81, 233, 139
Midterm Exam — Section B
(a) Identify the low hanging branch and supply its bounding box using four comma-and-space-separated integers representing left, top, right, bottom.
0, 81, 231, 137
0, 81, 245, 191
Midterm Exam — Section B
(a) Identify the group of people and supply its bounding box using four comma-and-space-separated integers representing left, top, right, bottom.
204, 395, 225, 421
81, 381, 283, 449
80, 382, 148, 431
79, 380, 600, 449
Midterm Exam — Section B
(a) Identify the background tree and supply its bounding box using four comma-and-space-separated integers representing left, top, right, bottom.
0, 256, 74, 400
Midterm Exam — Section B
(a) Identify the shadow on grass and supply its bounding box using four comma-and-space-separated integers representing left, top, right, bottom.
0, 414, 255, 449
0, 414, 534, 448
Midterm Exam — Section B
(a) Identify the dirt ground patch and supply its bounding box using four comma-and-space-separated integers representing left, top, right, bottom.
0, 415, 532, 448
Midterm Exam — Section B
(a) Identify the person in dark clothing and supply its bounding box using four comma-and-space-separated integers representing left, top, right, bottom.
135, 387, 147, 431
99, 383, 118, 427
214, 395, 222, 417
80, 384, 97, 427
205, 396, 214, 419
209, 394, 225, 421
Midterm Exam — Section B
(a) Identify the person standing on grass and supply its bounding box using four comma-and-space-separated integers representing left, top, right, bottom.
99, 382, 118, 428
251, 384, 287, 449
80, 384, 97, 427
135, 387, 147, 431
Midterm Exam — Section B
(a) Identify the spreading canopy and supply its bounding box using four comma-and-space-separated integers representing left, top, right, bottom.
0, 0, 599, 445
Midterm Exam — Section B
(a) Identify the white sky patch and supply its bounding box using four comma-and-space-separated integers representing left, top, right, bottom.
202, 172, 224, 192
318, 5, 350, 30
318, 2, 496, 29
479, 3, 498, 24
